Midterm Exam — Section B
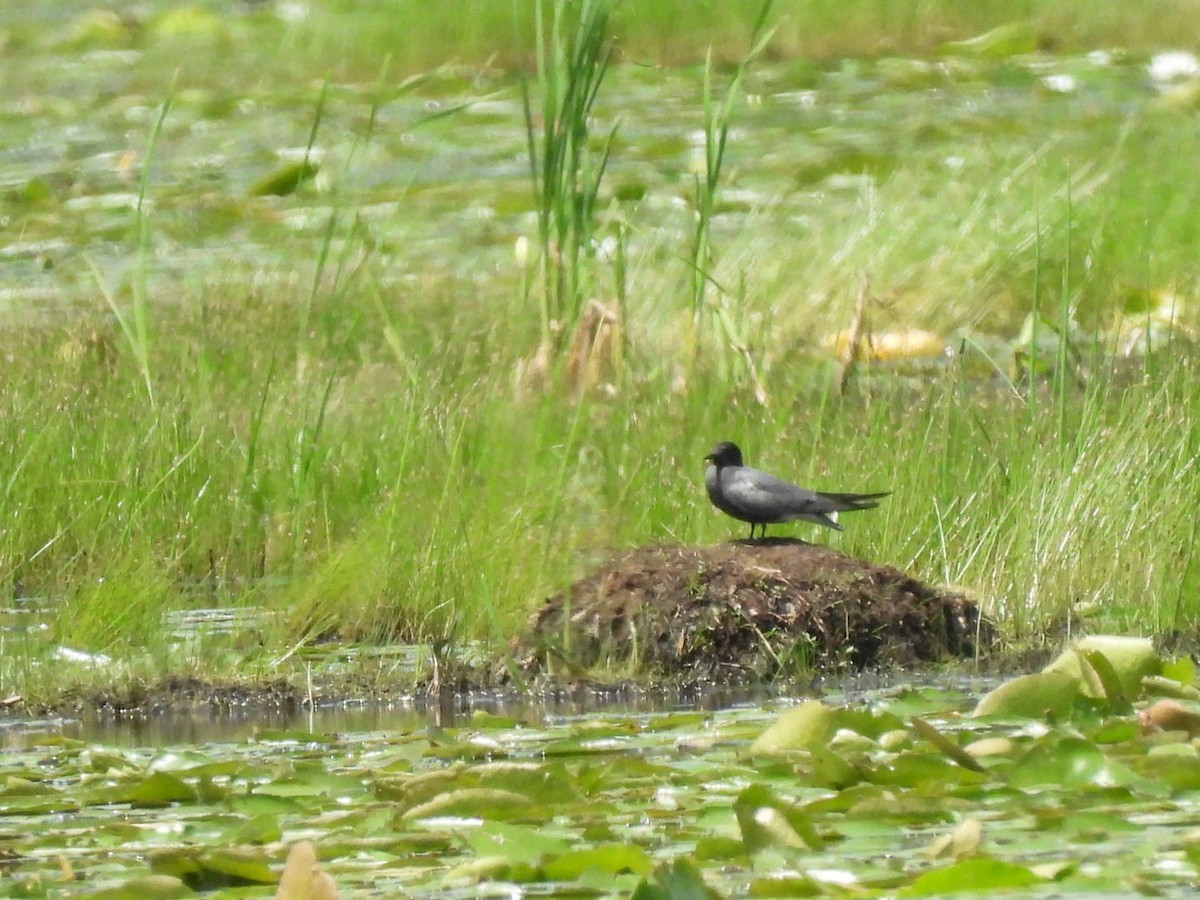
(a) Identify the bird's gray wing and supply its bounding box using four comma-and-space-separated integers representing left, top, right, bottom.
722, 467, 827, 521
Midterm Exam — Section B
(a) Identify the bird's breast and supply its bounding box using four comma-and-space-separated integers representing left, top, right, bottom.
704, 465, 722, 498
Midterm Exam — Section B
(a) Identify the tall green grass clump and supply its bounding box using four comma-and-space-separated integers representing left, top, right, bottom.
685, 1, 774, 389
520, 0, 618, 355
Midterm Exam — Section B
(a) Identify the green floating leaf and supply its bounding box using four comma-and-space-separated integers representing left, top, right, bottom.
376, 765, 467, 805
631, 857, 723, 900
1089, 718, 1139, 744
541, 843, 655, 880
1034, 636, 1160, 710
693, 836, 746, 861
85, 749, 135, 773
461, 821, 571, 865
734, 784, 824, 852
541, 736, 632, 758
469, 711, 525, 730
446, 855, 531, 886
174, 760, 240, 780
149, 849, 202, 882
748, 873, 824, 897
195, 774, 227, 804
2, 776, 59, 797
642, 712, 709, 733
402, 787, 535, 821
614, 180, 648, 203
749, 701, 833, 754
128, 772, 197, 806
899, 856, 1041, 896
1009, 736, 1137, 790
836, 705, 908, 739
19, 176, 54, 203
878, 686, 969, 724
87, 874, 194, 899
805, 743, 862, 789
473, 761, 584, 803
1072, 636, 1160, 698
254, 729, 339, 744
259, 772, 365, 799
148, 750, 216, 773
874, 752, 986, 791
249, 160, 319, 197
972, 670, 1078, 719
0, 794, 81, 816
151, 847, 277, 889
1050, 809, 1141, 839
1182, 835, 1200, 870
1142, 753, 1200, 791
1159, 655, 1199, 689
577, 755, 676, 794
229, 792, 306, 817
195, 849, 277, 886
225, 812, 282, 845
740, 804, 808, 852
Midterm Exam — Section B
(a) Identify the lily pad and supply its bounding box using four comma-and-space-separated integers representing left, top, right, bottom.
250, 160, 319, 197
972, 670, 1078, 719
749, 701, 833, 754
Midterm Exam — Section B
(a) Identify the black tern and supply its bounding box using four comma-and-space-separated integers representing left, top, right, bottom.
704, 441, 889, 539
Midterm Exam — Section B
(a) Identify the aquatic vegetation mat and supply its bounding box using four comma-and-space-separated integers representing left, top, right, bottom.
4, 638, 1200, 897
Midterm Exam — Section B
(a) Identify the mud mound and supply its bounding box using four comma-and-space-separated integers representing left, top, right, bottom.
513, 540, 993, 681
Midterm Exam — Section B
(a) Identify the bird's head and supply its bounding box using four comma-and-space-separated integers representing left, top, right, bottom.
704, 441, 744, 467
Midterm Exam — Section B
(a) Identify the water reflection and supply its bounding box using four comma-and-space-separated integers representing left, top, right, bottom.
0, 671, 994, 749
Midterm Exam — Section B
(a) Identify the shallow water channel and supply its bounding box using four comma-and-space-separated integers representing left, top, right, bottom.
6, 677, 890, 748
